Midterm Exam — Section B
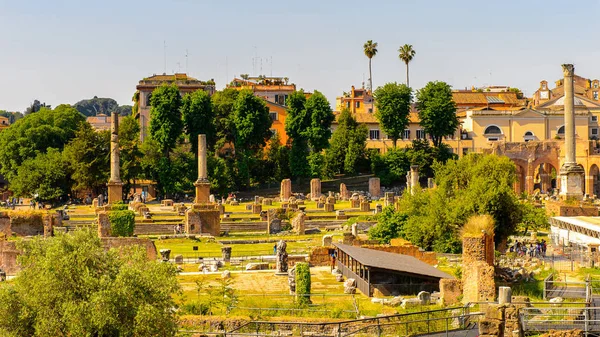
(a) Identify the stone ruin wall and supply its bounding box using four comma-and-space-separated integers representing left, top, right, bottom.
545, 200, 599, 217
101, 237, 158, 260
360, 244, 438, 265
462, 233, 496, 303
0, 240, 19, 275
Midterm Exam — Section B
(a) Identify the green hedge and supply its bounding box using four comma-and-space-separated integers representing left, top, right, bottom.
295, 262, 311, 305
111, 202, 129, 211
108, 210, 135, 237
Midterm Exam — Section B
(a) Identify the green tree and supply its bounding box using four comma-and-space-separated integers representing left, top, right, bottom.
285, 91, 310, 178
305, 91, 334, 152
325, 109, 368, 176
363, 40, 378, 91
374, 83, 412, 147
63, 123, 110, 194
9, 148, 70, 200
0, 104, 85, 184
265, 133, 291, 183
369, 205, 408, 243
398, 44, 416, 87
416, 81, 458, 147
119, 116, 143, 196
181, 90, 215, 155
149, 84, 183, 157
517, 202, 548, 235
0, 229, 180, 337
212, 88, 239, 151
73, 96, 120, 117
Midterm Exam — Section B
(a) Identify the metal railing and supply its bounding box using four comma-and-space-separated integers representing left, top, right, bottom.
222, 305, 483, 337
520, 306, 600, 335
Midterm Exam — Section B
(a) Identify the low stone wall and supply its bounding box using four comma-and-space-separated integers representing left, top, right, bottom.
545, 200, 598, 217
101, 237, 157, 260
463, 260, 495, 303
9, 211, 44, 236
309, 246, 331, 266
439, 279, 462, 305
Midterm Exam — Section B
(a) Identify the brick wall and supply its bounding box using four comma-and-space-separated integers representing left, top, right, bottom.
545, 200, 598, 217
360, 244, 438, 265
0, 241, 19, 275
101, 237, 157, 260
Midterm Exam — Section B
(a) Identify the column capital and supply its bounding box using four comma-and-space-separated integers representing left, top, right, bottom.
562, 64, 574, 77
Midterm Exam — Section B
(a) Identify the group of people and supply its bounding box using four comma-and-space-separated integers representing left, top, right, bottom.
509, 239, 547, 258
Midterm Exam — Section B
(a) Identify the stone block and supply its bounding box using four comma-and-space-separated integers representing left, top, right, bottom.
310, 178, 321, 201
322, 235, 333, 246
324, 203, 334, 212
280, 179, 292, 201
262, 198, 273, 206
440, 279, 462, 305
251, 204, 262, 214
246, 262, 269, 270
0, 213, 10, 239
360, 201, 370, 212
369, 177, 380, 198
351, 199, 360, 208
161, 199, 174, 207
98, 212, 111, 238
245, 204, 253, 211
340, 183, 350, 200
479, 319, 502, 336
316, 203, 324, 209
175, 255, 184, 264
292, 212, 305, 235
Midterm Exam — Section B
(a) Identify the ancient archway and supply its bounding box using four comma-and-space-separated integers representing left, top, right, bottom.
534, 162, 557, 194
514, 163, 526, 195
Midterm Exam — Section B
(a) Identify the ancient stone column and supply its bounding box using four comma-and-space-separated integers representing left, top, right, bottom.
340, 183, 349, 200
368, 177, 380, 198
410, 165, 419, 195
280, 179, 292, 201
310, 178, 321, 201
559, 64, 585, 200
107, 112, 123, 204
194, 134, 211, 204
498, 286, 512, 305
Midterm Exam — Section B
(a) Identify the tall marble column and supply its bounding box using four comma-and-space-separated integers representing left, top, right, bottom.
410, 165, 419, 195
107, 112, 123, 204
559, 64, 584, 200
194, 134, 211, 204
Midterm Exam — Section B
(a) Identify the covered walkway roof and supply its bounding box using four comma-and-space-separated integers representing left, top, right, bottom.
333, 243, 453, 280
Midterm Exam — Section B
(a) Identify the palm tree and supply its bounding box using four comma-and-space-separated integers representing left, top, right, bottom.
363, 40, 378, 91
398, 44, 416, 87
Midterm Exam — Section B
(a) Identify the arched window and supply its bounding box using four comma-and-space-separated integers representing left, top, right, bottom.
484, 125, 502, 135
557, 125, 565, 135
146, 93, 152, 107
524, 131, 535, 142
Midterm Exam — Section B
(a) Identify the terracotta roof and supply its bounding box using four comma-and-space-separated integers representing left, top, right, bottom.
334, 243, 453, 279
452, 92, 489, 104
354, 113, 378, 124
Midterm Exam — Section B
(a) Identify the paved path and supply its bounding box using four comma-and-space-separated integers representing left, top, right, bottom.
418, 325, 478, 337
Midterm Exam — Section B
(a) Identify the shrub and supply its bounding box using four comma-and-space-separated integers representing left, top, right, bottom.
295, 262, 311, 305
111, 201, 128, 211
108, 210, 136, 237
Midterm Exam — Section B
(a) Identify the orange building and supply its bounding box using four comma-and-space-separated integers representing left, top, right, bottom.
265, 101, 288, 145
0, 116, 9, 131
335, 85, 374, 114
227, 76, 296, 105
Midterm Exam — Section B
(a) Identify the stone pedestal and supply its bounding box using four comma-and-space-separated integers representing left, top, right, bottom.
350, 198, 360, 208
369, 177, 380, 198
107, 182, 123, 205
375, 204, 383, 213
410, 165, 419, 194
498, 286, 512, 305
252, 204, 262, 214
310, 178, 321, 201
322, 235, 333, 246
559, 164, 584, 200
194, 182, 210, 204
360, 201, 370, 212
262, 198, 272, 206
324, 203, 334, 212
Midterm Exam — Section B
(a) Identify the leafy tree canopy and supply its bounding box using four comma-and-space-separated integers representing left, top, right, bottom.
325, 109, 368, 176
232, 90, 272, 151
73, 96, 131, 117
0, 230, 180, 337
149, 84, 184, 156
415, 81, 458, 147
0, 104, 85, 183
374, 82, 412, 147
181, 90, 215, 154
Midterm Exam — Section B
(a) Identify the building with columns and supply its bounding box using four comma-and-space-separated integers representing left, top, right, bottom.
135, 73, 215, 142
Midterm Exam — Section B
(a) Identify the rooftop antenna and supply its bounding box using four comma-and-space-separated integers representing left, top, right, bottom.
270, 56, 273, 77
177, 61, 181, 73
163, 40, 167, 74
226, 56, 229, 82
260, 57, 263, 75
185, 49, 189, 74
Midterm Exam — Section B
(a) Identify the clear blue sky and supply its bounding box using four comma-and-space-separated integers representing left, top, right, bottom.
1, 0, 599, 112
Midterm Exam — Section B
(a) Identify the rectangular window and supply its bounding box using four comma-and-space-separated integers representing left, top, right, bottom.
592, 116, 598, 122
284, 95, 288, 106
403, 129, 410, 139
593, 128, 598, 135
356, 101, 361, 108
346, 101, 350, 108
595, 92, 599, 100
368, 108, 373, 113
487, 137, 499, 141
274, 94, 279, 104
369, 129, 380, 140
416, 130, 426, 139
269, 112, 278, 121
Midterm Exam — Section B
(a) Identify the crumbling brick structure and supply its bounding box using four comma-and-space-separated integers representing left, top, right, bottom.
462, 231, 496, 303
185, 209, 221, 236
